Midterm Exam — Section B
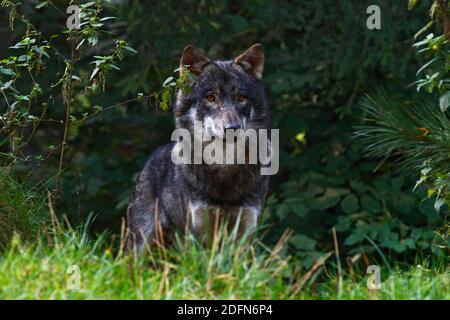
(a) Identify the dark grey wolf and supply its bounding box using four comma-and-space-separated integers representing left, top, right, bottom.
126, 44, 270, 254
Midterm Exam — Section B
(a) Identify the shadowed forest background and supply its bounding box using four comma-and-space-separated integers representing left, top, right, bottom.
0, 0, 448, 273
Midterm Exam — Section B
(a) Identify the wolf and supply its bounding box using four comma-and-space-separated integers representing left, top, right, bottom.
126, 44, 271, 254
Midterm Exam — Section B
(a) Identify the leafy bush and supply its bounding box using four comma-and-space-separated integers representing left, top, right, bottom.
354, 0, 450, 264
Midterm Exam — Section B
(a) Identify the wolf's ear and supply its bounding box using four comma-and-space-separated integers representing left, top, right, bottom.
234, 44, 264, 79
180, 45, 211, 75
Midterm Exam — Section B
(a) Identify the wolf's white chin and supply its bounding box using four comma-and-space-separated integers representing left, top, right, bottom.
203, 116, 224, 139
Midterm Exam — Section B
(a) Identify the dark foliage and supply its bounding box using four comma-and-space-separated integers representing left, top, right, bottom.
0, 0, 446, 266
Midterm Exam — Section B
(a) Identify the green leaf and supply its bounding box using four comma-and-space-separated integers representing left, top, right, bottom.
17, 55, 30, 62
350, 180, 369, 193
439, 91, 450, 112
163, 77, 174, 87
290, 235, 316, 251
344, 232, 365, 245
402, 238, 416, 249
335, 217, 352, 232
360, 195, 381, 213
93, 105, 103, 112
160, 89, 170, 111
391, 176, 405, 192
90, 67, 100, 80
312, 188, 348, 210
76, 39, 86, 51
35, 1, 48, 9
414, 21, 434, 39
340, 194, 359, 214
284, 197, 309, 217
408, 0, 418, 10
416, 57, 437, 75
110, 64, 120, 71
0, 66, 16, 76
82, 2, 96, 7
87, 36, 99, 47
1, 80, 14, 90
100, 17, 116, 22
32, 47, 49, 58
434, 197, 446, 212
124, 46, 137, 54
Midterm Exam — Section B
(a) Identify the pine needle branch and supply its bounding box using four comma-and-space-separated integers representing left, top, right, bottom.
354, 90, 450, 178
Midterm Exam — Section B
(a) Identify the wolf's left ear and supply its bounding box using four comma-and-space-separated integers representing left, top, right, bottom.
180, 45, 211, 75
234, 44, 264, 79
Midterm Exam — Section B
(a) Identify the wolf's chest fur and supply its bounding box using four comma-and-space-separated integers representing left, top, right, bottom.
181, 162, 265, 204
126, 44, 270, 254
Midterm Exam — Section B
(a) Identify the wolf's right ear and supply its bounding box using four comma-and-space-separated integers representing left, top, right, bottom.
180, 45, 211, 75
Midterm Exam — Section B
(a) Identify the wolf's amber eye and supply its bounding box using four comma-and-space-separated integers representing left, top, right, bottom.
206, 94, 216, 102
237, 94, 247, 102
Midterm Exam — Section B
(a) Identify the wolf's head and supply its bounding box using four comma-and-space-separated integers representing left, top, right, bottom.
174, 44, 269, 140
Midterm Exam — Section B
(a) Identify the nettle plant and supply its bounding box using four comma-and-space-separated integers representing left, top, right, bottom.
0, 1, 186, 195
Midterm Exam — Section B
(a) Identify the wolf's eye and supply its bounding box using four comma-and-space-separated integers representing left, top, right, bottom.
206, 94, 216, 102
237, 94, 247, 102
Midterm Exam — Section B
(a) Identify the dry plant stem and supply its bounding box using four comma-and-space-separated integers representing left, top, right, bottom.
47, 191, 61, 234
332, 227, 343, 297
118, 217, 127, 257
56, 62, 73, 194
55, 0, 80, 195
290, 251, 333, 297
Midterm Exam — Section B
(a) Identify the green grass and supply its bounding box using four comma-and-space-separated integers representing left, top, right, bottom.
0, 224, 448, 299
0, 225, 292, 299
0, 169, 49, 250
311, 261, 449, 299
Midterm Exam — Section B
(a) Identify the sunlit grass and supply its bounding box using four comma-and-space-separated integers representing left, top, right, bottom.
0, 222, 448, 299
307, 261, 449, 300
0, 222, 293, 299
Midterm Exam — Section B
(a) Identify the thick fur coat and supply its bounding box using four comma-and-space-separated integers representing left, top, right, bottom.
126, 44, 270, 254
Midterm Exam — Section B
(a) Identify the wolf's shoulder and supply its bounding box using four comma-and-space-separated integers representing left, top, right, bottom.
131, 143, 176, 196
142, 142, 175, 173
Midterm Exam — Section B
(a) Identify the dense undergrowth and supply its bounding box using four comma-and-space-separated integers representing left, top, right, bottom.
0, 168, 48, 250
0, 171, 448, 300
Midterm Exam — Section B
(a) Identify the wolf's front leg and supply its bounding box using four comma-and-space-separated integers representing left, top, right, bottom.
188, 201, 213, 243
126, 214, 155, 256
235, 206, 260, 239
188, 202, 260, 243
126, 197, 168, 256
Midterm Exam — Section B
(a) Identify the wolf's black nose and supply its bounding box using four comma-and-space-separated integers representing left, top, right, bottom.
225, 123, 240, 131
